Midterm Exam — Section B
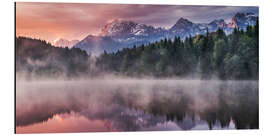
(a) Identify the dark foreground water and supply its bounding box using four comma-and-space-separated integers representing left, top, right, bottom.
16, 79, 258, 133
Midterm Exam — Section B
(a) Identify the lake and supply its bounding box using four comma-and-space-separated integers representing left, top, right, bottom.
16, 79, 258, 133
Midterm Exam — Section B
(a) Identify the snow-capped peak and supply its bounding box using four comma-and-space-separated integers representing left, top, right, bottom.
53, 38, 79, 48
100, 19, 163, 38
100, 19, 138, 36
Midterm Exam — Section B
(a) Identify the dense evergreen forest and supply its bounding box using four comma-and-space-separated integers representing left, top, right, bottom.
16, 37, 90, 78
97, 21, 259, 80
16, 21, 258, 80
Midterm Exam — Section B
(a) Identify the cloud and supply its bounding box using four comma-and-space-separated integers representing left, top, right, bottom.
16, 2, 258, 42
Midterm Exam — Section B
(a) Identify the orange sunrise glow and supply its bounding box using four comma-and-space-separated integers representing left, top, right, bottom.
16, 2, 258, 44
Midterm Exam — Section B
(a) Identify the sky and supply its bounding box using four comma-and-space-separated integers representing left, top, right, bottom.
16, 2, 258, 43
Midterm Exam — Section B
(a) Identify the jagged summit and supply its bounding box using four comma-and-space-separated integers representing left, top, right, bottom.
235, 12, 255, 18
208, 19, 227, 30
101, 19, 155, 37
176, 17, 193, 24
209, 19, 225, 25
233, 12, 258, 29
100, 19, 138, 36
99, 19, 167, 40
171, 17, 194, 29
74, 12, 258, 55
170, 17, 202, 37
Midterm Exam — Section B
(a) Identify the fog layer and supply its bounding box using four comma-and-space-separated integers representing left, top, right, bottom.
16, 79, 258, 132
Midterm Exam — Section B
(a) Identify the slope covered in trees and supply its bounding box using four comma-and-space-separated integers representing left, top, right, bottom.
16, 21, 258, 80
16, 37, 90, 78
97, 21, 259, 80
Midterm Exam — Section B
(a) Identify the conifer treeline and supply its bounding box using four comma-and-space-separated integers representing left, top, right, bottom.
16, 21, 258, 80
16, 37, 90, 77
97, 20, 259, 80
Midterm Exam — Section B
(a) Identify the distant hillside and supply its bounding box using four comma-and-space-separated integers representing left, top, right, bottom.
16, 37, 90, 78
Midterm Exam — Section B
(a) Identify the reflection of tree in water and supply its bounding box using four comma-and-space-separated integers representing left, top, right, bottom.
16, 80, 258, 131
230, 84, 259, 129
16, 99, 84, 127
112, 81, 258, 130
149, 89, 190, 122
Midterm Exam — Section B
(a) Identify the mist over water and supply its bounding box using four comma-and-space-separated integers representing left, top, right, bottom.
16, 78, 258, 133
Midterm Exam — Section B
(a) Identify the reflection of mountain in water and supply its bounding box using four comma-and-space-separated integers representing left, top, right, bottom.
16, 80, 258, 132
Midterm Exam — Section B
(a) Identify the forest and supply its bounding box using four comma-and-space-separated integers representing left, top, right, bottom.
16, 20, 258, 80
16, 37, 90, 78
97, 21, 259, 80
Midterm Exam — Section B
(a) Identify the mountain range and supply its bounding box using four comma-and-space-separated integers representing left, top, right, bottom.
53, 38, 79, 48
69, 12, 258, 55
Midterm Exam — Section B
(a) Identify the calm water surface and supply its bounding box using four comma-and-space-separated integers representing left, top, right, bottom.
16, 79, 258, 133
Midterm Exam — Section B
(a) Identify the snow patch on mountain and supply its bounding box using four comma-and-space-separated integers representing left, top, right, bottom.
74, 12, 258, 55
53, 38, 79, 48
